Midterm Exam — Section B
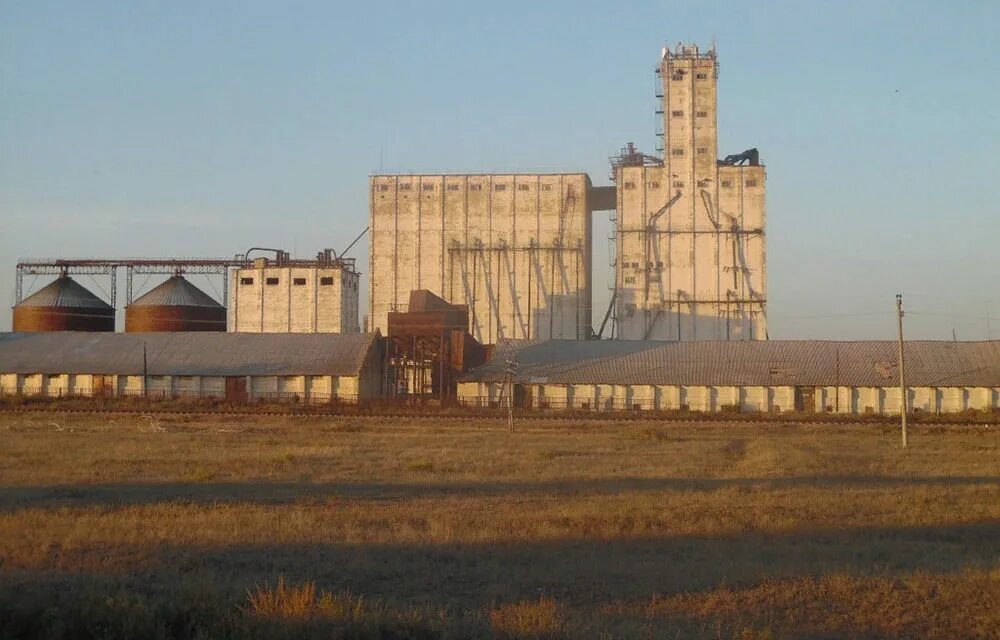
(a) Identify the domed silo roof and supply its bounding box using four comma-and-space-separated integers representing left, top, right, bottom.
12, 275, 115, 332
125, 275, 226, 332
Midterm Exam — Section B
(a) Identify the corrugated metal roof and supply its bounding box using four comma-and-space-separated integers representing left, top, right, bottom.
128, 276, 223, 308
463, 339, 1000, 387
15, 276, 113, 310
0, 332, 379, 376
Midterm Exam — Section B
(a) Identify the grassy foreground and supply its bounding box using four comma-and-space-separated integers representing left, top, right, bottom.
0, 414, 997, 639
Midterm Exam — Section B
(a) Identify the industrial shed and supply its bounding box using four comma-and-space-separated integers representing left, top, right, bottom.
0, 332, 382, 403
458, 340, 1000, 415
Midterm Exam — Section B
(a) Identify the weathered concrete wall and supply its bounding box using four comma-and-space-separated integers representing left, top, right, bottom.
370, 174, 592, 344
614, 46, 766, 340
455, 383, 1000, 415
230, 265, 360, 333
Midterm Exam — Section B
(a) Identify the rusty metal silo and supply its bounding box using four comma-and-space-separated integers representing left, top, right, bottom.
12, 275, 115, 332
125, 275, 226, 332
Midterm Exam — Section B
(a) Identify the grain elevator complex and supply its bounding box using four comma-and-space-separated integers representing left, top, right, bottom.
3, 41, 998, 414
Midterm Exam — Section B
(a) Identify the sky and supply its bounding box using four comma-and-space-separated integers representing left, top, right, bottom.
1, 0, 997, 339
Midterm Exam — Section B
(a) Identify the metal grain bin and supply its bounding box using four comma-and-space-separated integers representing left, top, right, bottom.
12, 276, 115, 332
125, 275, 226, 332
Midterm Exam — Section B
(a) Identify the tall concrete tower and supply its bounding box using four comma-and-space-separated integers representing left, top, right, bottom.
614, 42, 766, 341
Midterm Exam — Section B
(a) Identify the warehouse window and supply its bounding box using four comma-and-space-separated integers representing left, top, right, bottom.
623, 182, 636, 189
673, 181, 684, 188
379, 184, 390, 192
494, 184, 507, 191
320, 277, 334, 286
151, 375, 165, 381
240, 277, 254, 285
721, 180, 733, 188
422, 184, 434, 191
540, 184, 552, 191
697, 147, 707, 154
671, 110, 683, 117
671, 74, 683, 81
266, 277, 279, 285
671, 148, 685, 156
647, 181, 660, 189
398, 183, 412, 191
696, 111, 708, 117
469, 184, 483, 191
517, 184, 529, 191
293, 278, 306, 286
446, 184, 460, 191
696, 73, 708, 80
746, 179, 758, 187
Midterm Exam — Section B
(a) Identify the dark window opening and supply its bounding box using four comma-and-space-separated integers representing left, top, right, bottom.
721, 180, 733, 188
240, 277, 254, 285
266, 277, 279, 285
746, 179, 758, 187
320, 277, 334, 286
696, 73, 708, 80
293, 278, 306, 286
517, 184, 530, 191
671, 110, 684, 117
446, 184, 460, 191
494, 184, 507, 191
671, 148, 685, 156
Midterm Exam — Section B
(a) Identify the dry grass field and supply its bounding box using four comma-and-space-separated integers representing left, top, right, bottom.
0, 413, 997, 639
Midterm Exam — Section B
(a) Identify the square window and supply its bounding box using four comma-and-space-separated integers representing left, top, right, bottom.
398, 183, 412, 191
469, 184, 483, 191
671, 148, 685, 156
293, 277, 306, 286
266, 277, 279, 285
746, 179, 758, 187
240, 277, 254, 285
697, 147, 707, 154
378, 184, 390, 192
696, 73, 708, 80
623, 181, 636, 189
320, 276, 334, 285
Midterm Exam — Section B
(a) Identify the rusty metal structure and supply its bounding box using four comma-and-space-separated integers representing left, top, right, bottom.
125, 275, 227, 332
14, 258, 246, 309
385, 290, 488, 402
12, 275, 115, 332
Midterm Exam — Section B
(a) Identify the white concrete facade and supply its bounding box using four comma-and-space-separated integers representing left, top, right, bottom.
457, 381, 1000, 415
369, 174, 592, 344
615, 43, 766, 340
230, 264, 360, 333
0, 372, 369, 403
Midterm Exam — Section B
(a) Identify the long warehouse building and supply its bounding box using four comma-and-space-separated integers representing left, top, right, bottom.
459, 339, 1000, 414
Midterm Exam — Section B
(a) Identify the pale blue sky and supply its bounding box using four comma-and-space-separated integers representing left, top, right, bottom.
1, 0, 997, 339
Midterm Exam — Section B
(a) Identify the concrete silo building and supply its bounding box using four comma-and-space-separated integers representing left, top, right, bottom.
369, 174, 592, 344
613, 42, 767, 341
125, 275, 227, 332
12, 275, 115, 332
230, 251, 360, 334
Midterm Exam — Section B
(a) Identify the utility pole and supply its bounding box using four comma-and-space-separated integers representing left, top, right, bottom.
503, 359, 517, 433
896, 294, 907, 448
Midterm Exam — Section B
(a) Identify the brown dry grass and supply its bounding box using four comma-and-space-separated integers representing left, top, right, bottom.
0, 414, 997, 638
